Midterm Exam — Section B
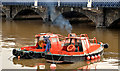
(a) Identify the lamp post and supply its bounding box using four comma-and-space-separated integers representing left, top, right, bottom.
87, 0, 92, 8
34, 0, 38, 8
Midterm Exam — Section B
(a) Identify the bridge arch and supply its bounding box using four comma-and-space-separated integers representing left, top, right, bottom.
13, 8, 44, 20
109, 18, 120, 28
54, 10, 96, 26
1, 9, 7, 17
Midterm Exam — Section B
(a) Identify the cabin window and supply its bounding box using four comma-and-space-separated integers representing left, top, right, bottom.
78, 40, 83, 52
75, 39, 83, 52
52, 38, 58, 42
61, 43, 64, 47
65, 38, 74, 43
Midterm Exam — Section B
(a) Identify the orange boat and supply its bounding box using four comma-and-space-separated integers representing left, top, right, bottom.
45, 33, 108, 63
12, 33, 63, 59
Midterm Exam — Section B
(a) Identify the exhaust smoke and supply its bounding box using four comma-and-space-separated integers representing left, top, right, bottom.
47, 6, 72, 33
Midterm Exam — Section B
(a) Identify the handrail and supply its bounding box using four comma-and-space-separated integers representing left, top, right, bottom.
80, 34, 90, 45
89, 37, 97, 44
68, 33, 77, 37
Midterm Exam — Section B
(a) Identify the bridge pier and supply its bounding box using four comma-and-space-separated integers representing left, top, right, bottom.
2, 6, 13, 20
5, 10, 12, 20
95, 13, 105, 28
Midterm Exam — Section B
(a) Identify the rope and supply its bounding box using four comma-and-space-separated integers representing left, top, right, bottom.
51, 54, 55, 64
51, 52, 63, 64
55, 56, 62, 64
57, 55, 62, 62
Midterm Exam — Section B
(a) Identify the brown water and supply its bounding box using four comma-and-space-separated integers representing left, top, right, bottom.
1, 19, 120, 70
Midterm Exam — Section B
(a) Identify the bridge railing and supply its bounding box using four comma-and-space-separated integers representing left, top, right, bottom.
1, 0, 120, 7
92, 0, 120, 7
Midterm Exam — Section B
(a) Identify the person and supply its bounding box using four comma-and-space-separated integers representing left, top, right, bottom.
44, 36, 51, 52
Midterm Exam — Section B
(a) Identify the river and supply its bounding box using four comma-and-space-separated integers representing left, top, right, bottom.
1, 18, 120, 70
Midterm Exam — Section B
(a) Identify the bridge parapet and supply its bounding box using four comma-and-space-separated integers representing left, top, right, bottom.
1, 0, 120, 7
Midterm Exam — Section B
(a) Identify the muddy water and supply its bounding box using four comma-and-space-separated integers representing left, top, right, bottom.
1, 19, 120, 70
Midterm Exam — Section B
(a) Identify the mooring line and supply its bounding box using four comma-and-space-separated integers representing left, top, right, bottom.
52, 54, 55, 64
55, 56, 62, 64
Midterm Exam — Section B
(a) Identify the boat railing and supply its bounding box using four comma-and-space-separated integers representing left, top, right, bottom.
80, 34, 89, 40
89, 37, 97, 44
80, 34, 88, 37
80, 34, 98, 44
80, 34, 90, 44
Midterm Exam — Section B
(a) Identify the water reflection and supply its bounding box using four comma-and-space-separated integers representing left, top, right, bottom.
12, 52, 119, 70
12, 54, 103, 69
13, 58, 46, 67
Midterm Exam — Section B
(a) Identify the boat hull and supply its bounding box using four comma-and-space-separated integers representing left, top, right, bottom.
12, 49, 45, 59
45, 50, 103, 63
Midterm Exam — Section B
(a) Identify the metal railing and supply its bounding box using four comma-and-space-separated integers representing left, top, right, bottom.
1, 0, 120, 7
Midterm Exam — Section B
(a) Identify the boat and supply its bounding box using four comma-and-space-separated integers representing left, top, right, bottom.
45, 33, 108, 63
12, 33, 63, 59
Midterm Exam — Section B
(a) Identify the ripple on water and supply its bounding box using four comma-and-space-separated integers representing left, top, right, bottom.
3, 38, 16, 41
1, 42, 16, 47
1, 37, 16, 48
104, 52, 120, 55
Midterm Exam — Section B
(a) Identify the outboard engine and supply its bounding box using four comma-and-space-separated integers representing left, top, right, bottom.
103, 43, 109, 48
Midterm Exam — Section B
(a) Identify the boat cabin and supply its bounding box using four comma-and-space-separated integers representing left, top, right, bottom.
21, 33, 61, 52
62, 33, 83, 52
35, 33, 61, 51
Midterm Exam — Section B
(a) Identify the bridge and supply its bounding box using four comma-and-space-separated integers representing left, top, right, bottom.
0, 0, 120, 27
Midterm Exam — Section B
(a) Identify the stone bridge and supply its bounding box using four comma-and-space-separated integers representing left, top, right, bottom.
2, 5, 120, 27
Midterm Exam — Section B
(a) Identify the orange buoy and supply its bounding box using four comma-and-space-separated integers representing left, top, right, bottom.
91, 56, 94, 60
97, 58, 100, 61
97, 54, 100, 58
87, 56, 90, 60
67, 44, 75, 52
50, 64, 56, 69
94, 55, 97, 59
86, 61, 90, 64
91, 60, 95, 63
94, 59, 98, 62
18, 56, 20, 59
